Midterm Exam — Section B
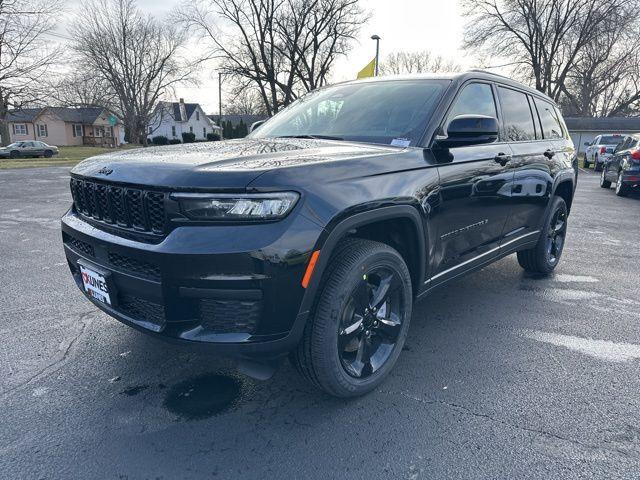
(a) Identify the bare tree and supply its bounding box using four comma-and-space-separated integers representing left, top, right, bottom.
49, 70, 118, 110
175, 0, 365, 115
225, 86, 269, 115
0, 0, 61, 145
462, 0, 630, 102
561, 15, 640, 117
71, 0, 198, 144
379, 50, 461, 75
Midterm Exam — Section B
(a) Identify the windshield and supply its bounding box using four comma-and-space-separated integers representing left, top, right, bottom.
600, 135, 623, 145
6, 143, 21, 148
250, 79, 450, 147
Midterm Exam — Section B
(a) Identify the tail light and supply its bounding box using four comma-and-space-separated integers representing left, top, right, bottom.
600, 146, 607, 154
631, 149, 640, 161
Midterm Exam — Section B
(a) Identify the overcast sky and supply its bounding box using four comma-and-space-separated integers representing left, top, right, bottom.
57, 0, 478, 113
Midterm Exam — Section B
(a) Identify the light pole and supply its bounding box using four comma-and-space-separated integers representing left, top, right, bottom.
218, 72, 223, 139
371, 35, 381, 76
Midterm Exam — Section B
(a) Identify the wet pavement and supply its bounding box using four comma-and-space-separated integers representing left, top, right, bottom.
1, 166, 639, 479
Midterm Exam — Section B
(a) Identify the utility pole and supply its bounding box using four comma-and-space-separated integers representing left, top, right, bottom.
371, 35, 381, 76
218, 72, 223, 139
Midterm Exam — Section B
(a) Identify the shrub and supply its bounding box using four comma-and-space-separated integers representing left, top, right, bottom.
168, 138, 182, 145
182, 132, 196, 143
207, 132, 221, 141
151, 135, 168, 145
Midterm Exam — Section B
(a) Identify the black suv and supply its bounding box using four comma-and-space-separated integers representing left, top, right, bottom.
599, 133, 640, 196
62, 72, 577, 397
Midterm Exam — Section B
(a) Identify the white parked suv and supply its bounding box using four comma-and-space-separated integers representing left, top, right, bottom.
584, 134, 624, 171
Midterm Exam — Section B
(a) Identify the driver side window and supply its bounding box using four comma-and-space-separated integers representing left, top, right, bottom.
446, 83, 497, 130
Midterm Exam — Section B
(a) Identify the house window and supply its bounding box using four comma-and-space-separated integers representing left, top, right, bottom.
203, 127, 206, 138
14, 124, 27, 135
73, 124, 83, 137
189, 126, 193, 133
148, 126, 153, 135
196, 111, 200, 121
172, 126, 176, 137
37, 124, 48, 137
105, 126, 113, 137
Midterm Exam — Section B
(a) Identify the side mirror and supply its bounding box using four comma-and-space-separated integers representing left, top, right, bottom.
584, 142, 590, 146
250, 120, 267, 133
436, 115, 499, 148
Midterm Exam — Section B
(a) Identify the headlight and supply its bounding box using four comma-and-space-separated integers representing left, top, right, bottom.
173, 192, 299, 221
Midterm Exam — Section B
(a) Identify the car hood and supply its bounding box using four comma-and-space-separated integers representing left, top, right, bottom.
71, 138, 404, 190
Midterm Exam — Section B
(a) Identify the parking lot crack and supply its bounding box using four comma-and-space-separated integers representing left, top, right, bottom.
383, 390, 632, 457
1, 311, 93, 400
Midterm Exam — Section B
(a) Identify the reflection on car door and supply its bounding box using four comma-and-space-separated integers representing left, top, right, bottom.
432, 82, 515, 282
495, 88, 555, 248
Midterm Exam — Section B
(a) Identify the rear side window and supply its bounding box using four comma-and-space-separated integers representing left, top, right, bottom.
533, 98, 563, 139
446, 83, 497, 125
498, 87, 536, 142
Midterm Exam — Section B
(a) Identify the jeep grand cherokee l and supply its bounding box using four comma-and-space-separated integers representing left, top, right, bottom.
61, 71, 577, 397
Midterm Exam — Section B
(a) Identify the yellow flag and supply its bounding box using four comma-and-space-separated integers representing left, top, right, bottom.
357, 57, 376, 79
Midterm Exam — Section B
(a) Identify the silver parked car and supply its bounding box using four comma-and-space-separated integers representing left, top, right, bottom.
0, 141, 59, 159
584, 134, 624, 171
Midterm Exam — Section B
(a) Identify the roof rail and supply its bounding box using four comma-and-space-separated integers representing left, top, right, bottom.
467, 69, 512, 80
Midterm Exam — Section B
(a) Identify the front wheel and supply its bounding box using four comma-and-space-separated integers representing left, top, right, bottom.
517, 196, 568, 275
600, 168, 611, 188
615, 172, 629, 197
291, 238, 413, 397
44, 150, 53, 158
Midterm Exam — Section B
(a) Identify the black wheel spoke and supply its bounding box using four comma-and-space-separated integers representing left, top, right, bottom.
370, 273, 393, 309
376, 311, 402, 340
352, 282, 371, 313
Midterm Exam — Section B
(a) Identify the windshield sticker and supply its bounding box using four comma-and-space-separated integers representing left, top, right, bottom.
390, 138, 411, 147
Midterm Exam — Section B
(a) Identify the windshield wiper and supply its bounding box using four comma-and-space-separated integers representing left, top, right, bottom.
276, 134, 344, 141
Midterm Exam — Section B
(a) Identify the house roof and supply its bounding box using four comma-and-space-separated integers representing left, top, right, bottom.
564, 117, 640, 132
5, 108, 42, 122
5, 106, 110, 124
164, 101, 200, 122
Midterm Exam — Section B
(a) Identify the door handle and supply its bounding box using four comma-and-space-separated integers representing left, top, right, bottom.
494, 153, 512, 166
544, 149, 555, 159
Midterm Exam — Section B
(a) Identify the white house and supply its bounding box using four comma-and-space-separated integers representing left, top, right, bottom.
147, 99, 221, 142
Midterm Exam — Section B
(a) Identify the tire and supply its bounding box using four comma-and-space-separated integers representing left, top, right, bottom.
9, 150, 19, 159
600, 168, 611, 189
615, 172, 628, 197
44, 150, 53, 158
594, 156, 602, 172
517, 196, 568, 275
583, 158, 590, 168
291, 238, 413, 398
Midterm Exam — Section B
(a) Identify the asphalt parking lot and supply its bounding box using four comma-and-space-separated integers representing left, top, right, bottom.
1, 166, 639, 479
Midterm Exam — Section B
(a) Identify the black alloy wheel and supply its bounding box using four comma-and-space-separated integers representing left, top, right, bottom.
338, 266, 405, 379
545, 204, 567, 267
9, 150, 19, 159
291, 238, 412, 397
517, 196, 568, 274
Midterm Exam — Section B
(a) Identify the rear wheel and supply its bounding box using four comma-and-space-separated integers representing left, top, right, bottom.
44, 150, 53, 158
517, 196, 568, 275
594, 155, 602, 172
9, 150, 19, 159
615, 172, 629, 197
291, 238, 413, 398
600, 168, 611, 188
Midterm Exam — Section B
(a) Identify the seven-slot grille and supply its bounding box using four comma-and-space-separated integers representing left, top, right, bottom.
70, 178, 167, 234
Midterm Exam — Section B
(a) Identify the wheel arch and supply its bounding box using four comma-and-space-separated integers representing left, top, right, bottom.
297, 205, 427, 317
551, 173, 575, 213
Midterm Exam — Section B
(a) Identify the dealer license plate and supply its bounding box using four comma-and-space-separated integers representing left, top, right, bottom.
80, 265, 112, 306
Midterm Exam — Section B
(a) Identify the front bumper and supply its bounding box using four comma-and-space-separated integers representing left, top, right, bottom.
62, 208, 323, 358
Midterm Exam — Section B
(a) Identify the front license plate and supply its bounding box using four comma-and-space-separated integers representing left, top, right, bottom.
80, 265, 112, 306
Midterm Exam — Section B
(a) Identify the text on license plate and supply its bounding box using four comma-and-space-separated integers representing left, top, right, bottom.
80, 265, 111, 305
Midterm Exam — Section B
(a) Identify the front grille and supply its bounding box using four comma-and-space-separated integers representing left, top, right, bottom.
119, 294, 165, 327
108, 252, 160, 281
70, 178, 167, 235
65, 234, 95, 257
198, 299, 261, 334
